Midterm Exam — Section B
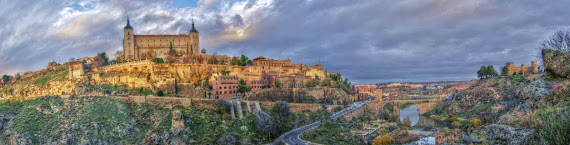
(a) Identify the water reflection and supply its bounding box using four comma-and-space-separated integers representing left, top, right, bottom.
399, 104, 420, 126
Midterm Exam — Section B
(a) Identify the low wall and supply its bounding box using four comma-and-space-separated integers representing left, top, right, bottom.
110, 96, 215, 109
258, 101, 344, 113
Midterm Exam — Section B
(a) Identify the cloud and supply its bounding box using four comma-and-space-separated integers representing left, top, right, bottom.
0, 0, 569, 84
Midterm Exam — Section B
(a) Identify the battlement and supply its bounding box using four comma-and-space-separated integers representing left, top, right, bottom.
502, 61, 538, 75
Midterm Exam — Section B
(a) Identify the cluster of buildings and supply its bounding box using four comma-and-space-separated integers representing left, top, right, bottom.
209, 56, 326, 99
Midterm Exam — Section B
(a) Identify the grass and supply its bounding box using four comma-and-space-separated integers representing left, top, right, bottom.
537, 101, 569, 145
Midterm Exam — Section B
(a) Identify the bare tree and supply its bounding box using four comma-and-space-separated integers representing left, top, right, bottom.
68, 57, 76, 62
540, 29, 570, 51
115, 51, 123, 62
537, 29, 570, 63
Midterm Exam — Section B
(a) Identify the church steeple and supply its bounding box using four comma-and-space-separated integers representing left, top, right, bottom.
189, 19, 198, 33
124, 17, 133, 29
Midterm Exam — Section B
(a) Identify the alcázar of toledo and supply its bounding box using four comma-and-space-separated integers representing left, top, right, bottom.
29, 18, 336, 100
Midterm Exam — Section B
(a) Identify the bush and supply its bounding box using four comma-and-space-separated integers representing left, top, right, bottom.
156, 90, 164, 96
216, 133, 237, 145
372, 134, 393, 145
402, 116, 411, 127
252, 111, 278, 140
214, 100, 231, 114
152, 58, 164, 63
509, 75, 526, 85
469, 118, 482, 128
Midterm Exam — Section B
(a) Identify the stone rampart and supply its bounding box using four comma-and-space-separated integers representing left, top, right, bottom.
110, 96, 215, 109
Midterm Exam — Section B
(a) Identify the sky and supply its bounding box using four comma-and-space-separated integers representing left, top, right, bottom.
0, 0, 569, 84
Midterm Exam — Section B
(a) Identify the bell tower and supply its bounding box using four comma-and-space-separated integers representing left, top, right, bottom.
123, 17, 135, 60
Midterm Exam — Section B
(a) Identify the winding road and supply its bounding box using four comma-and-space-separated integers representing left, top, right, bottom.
274, 99, 372, 145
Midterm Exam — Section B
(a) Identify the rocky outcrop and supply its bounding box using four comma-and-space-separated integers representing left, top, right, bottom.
471, 124, 541, 144
517, 78, 553, 110
542, 49, 570, 80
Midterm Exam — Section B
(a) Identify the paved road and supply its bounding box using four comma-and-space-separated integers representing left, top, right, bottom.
275, 99, 372, 145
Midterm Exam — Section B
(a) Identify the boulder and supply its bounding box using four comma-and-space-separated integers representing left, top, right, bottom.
542, 49, 570, 80
474, 124, 541, 145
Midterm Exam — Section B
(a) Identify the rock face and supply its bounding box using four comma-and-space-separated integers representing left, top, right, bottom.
517, 78, 553, 110
542, 49, 570, 80
472, 124, 541, 145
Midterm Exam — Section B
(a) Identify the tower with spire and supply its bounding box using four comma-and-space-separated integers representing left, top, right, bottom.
123, 17, 135, 60
189, 19, 200, 55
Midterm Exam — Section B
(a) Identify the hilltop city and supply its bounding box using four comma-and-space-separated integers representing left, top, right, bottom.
0, 15, 568, 145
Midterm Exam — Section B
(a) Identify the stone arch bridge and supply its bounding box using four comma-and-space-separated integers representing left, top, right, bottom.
384, 99, 439, 116
365, 99, 440, 116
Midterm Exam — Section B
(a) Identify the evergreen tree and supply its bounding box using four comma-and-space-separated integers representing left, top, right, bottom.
501, 66, 509, 76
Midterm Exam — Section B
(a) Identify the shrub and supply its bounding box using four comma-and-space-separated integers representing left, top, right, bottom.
156, 90, 164, 96
216, 133, 237, 145
402, 116, 411, 127
372, 134, 393, 145
214, 100, 231, 115
152, 58, 164, 63
469, 118, 482, 128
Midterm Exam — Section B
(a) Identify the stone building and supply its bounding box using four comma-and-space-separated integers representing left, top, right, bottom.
275, 74, 306, 88
211, 75, 239, 99
252, 56, 292, 67
123, 18, 200, 61
502, 61, 538, 75
435, 127, 462, 145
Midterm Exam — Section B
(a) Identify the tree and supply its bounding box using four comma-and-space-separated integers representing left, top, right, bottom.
274, 79, 282, 88
539, 29, 570, 51
115, 51, 123, 62
97, 52, 109, 65
477, 65, 498, 79
402, 116, 411, 127
253, 111, 278, 140
372, 134, 393, 145
92, 56, 105, 68
201, 48, 206, 54
2, 74, 10, 85
68, 57, 76, 62
165, 43, 176, 63
272, 101, 291, 118
501, 66, 509, 76
237, 79, 252, 95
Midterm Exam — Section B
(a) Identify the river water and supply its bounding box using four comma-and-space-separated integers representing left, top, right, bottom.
399, 104, 437, 145
399, 104, 420, 126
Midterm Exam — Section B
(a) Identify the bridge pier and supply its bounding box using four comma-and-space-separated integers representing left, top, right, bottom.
247, 101, 252, 112
230, 101, 236, 119
236, 101, 244, 119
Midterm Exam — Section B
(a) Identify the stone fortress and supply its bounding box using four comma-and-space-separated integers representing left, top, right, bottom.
122, 18, 200, 60
501, 61, 538, 75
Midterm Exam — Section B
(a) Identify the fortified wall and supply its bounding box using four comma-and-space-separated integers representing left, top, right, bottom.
502, 61, 538, 75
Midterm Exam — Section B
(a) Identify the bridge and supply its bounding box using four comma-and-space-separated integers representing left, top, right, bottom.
381, 99, 440, 116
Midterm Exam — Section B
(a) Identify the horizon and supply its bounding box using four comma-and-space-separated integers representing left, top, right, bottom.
1, 0, 568, 84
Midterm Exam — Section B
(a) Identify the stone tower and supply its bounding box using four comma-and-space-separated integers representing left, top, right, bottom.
123, 18, 135, 60
531, 61, 538, 73
189, 20, 200, 55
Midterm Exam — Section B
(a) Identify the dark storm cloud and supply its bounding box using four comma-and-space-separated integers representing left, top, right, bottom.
1, 0, 569, 84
